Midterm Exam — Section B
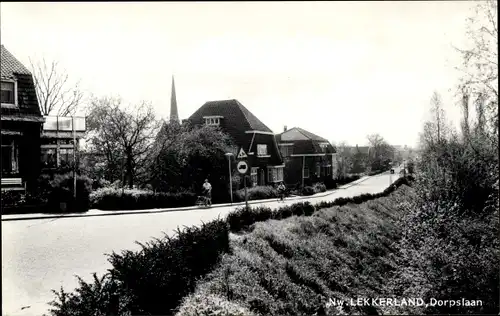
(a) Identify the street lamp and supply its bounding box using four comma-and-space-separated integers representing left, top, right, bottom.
225, 152, 234, 204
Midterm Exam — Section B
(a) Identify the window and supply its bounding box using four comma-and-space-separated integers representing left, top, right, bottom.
303, 167, 309, 178
1, 139, 18, 175
319, 142, 329, 153
267, 166, 283, 183
257, 144, 268, 157
1, 81, 16, 105
325, 165, 331, 176
279, 145, 293, 158
41, 148, 57, 168
204, 117, 220, 126
316, 163, 321, 177
59, 148, 75, 167
251, 167, 258, 187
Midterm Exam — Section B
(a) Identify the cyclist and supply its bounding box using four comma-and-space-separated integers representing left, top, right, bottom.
277, 181, 286, 202
202, 179, 212, 207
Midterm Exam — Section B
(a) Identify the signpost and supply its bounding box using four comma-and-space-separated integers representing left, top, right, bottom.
236, 147, 250, 210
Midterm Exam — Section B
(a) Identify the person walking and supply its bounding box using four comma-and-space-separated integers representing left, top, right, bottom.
202, 179, 212, 207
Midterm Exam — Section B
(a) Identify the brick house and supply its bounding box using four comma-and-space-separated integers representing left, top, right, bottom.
276, 126, 338, 187
1, 45, 44, 192
187, 99, 284, 186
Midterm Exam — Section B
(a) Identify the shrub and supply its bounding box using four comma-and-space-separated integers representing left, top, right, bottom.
302, 186, 315, 196
46, 219, 230, 316
337, 174, 361, 186
312, 183, 327, 193
90, 188, 196, 210
47, 173, 93, 213
227, 206, 273, 232
368, 170, 385, 176
324, 177, 337, 190
235, 186, 277, 202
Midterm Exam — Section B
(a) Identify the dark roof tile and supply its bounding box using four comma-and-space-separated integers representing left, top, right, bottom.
1, 45, 32, 79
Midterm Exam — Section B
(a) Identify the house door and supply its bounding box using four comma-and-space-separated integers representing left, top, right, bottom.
259, 169, 265, 186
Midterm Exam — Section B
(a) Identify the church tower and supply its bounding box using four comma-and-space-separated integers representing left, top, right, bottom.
170, 75, 179, 124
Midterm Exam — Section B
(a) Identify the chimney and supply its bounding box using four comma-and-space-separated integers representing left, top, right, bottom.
284, 125, 287, 132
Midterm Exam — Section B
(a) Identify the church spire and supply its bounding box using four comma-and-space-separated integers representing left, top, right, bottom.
170, 75, 179, 124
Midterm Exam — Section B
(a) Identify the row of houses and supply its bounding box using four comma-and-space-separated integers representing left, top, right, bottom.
1, 45, 86, 192
175, 83, 344, 187
2, 44, 393, 193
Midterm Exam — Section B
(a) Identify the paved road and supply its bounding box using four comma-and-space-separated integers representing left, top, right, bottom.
2, 171, 400, 316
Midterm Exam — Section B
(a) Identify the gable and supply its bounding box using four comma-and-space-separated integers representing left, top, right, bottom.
280, 128, 310, 141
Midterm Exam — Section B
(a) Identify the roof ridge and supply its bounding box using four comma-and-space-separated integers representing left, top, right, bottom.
295, 127, 312, 140
235, 99, 273, 132
234, 99, 251, 128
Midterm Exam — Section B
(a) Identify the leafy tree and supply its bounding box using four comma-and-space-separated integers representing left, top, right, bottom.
84, 96, 161, 188
366, 133, 394, 171
150, 122, 235, 200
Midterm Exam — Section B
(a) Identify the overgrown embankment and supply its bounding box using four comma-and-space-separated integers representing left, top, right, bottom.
175, 185, 415, 316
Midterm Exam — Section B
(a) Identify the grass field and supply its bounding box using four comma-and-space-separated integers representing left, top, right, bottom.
175, 184, 416, 316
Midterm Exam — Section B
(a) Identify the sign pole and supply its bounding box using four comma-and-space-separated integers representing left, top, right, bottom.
244, 175, 248, 210
228, 156, 233, 204
236, 147, 250, 210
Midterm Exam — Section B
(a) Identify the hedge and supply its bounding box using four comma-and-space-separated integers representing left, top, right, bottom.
227, 176, 412, 232
234, 186, 278, 202
46, 219, 229, 316
89, 188, 197, 210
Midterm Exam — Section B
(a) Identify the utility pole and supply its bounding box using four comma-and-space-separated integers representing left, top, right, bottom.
301, 156, 305, 189
72, 116, 77, 199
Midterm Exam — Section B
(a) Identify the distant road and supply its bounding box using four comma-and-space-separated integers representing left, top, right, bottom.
2, 170, 400, 316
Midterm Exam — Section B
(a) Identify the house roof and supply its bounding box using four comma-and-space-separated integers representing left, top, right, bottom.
277, 127, 329, 142
1, 45, 32, 79
188, 99, 273, 133
1, 45, 42, 119
343, 145, 371, 155
276, 127, 335, 155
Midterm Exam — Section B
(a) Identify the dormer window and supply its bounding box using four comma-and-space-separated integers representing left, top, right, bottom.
1, 80, 17, 107
319, 142, 329, 153
203, 115, 223, 126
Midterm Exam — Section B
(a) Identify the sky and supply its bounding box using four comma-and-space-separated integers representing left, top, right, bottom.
0, 1, 477, 147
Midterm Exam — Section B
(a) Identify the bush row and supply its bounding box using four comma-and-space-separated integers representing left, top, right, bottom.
46, 176, 412, 316
2, 173, 93, 214
227, 176, 412, 232
368, 169, 387, 176
89, 187, 197, 210
234, 186, 278, 202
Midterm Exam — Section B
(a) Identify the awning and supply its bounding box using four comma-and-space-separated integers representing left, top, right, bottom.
1, 130, 23, 136
1, 115, 45, 123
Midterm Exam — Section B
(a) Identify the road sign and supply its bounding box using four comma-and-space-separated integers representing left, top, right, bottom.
236, 147, 248, 160
237, 160, 249, 175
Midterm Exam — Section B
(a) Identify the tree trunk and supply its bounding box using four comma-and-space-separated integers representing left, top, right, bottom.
126, 149, 134, 188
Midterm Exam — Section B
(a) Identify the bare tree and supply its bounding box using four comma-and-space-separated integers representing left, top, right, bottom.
85, 96, 161, 188
30, 57, 84, 116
